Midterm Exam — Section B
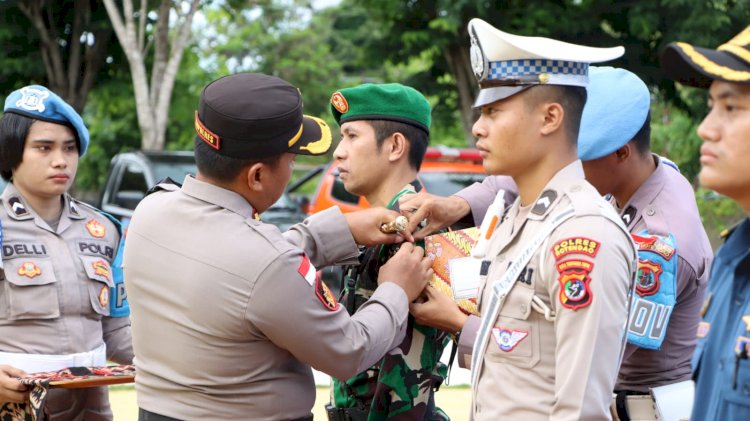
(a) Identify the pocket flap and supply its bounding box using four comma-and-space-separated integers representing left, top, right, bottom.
79, 256, 114, 287
4, 259, 56, 287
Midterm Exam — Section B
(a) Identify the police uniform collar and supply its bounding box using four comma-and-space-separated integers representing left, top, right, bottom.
63, 195, 86, 221
616, 155, 670, 234
180, 175, 258, 221
719, 217, 750, 259
526, 160, 585, 220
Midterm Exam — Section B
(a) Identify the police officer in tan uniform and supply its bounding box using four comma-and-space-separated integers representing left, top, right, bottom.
0, 85, 132, 419
410, 19, 637, 419
124, 73, 434, 421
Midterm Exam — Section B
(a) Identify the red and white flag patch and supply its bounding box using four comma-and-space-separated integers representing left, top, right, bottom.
297, 254, 316, 286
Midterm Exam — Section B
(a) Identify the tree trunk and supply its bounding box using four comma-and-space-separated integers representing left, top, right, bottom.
18, 0, 113, 113
444, 42, 479, 147
104, 0, 199, 151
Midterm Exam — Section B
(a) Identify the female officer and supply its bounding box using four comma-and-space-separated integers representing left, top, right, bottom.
0, 85, 132, 420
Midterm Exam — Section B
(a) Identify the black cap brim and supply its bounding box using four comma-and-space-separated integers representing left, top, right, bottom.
288, 115, 332, 156
662, 42, 750, 88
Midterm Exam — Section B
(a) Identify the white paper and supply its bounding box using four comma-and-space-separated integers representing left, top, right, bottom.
448, 257, 483, 300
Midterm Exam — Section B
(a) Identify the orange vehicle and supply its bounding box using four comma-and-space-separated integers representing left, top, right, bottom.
301, 146, 487, 215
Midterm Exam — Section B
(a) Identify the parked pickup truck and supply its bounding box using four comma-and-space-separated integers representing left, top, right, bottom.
98, 150, 306, 230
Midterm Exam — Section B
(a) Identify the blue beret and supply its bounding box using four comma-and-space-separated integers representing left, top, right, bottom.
578, 67, 650, 161
3, 85, 89, 156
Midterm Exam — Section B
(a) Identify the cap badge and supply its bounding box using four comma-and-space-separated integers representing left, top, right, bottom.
194, 111, 221, 150
538, 73, 550, 84
15, 87, 49, 113
18, 262, 42, 279
86, 219, 106, 238
470, 31, 487, 79
331, 92, 349, 114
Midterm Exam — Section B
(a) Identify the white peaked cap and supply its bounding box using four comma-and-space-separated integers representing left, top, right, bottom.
468, 18, 625, 107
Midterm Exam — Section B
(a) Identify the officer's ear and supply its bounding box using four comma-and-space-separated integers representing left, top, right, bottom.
245, 162, 266, 192
539, 102, 564, 136
615, 145, 631, 162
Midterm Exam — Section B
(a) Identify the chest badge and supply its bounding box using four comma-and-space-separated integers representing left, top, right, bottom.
17, 262, 42, 278
86, 219, 106, 238
92, 260, 112, 281
743, 315, 750, 332
491, 327, 528, 352
98, 285, 110, 308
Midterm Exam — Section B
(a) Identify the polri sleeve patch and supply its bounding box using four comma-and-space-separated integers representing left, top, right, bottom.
315, 275, 339, 311
556, 259, 594, 310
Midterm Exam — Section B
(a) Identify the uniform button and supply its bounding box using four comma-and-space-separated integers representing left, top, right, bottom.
646, 207, 656, 216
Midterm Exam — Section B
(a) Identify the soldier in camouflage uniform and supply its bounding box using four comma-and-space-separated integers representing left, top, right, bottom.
326, 84, 451, 421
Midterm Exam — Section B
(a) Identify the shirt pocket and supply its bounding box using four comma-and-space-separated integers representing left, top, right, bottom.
79, 255, 114, 317
485, 283, 540, 369
0, 259, 60, 320
719, 358, 750, 419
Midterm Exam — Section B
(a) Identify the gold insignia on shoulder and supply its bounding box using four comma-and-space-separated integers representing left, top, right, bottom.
86, 219, 106, 238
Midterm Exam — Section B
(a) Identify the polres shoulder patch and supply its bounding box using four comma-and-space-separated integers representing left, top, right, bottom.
551, 237, 600, 260
315, 276, 339, 311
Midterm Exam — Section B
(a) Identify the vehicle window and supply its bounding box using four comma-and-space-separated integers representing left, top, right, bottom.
120, 163, 149, 194
419, 172, 486, 197
331, 176, 359, 205
152, 161, 196, 185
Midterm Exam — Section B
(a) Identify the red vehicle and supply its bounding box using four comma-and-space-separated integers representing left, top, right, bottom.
300, 146, 487, 214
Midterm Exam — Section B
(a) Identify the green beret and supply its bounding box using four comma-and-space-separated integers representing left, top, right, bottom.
330, 83, 431, 133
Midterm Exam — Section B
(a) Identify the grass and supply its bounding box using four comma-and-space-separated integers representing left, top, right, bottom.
109, 385, 471, 420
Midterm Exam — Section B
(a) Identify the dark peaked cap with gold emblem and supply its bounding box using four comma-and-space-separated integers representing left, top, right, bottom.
195, 73, 332, 159
468, 18, 624, 108
662, 25, 750, 88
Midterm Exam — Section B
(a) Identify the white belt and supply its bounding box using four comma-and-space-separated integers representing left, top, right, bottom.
0, 343, 107, 374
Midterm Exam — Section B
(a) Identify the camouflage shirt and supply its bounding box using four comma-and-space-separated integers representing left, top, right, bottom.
332, 183, 451, 420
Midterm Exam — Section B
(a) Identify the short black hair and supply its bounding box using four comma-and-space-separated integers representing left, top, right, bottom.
524, 85, 587, 144
630, 111, 651, 155
367, 120, 429, 171
0, 113, 35, 181
194, 137, 282, 182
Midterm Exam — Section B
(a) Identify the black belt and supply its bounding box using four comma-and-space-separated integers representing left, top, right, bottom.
325, 404, 368, 421
614, 390, 650, 421
139, 408, 313, 421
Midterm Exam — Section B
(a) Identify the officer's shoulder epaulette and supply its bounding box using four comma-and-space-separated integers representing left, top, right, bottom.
71, 198, 123, 236
145, 177, 182, 196
720, 219, 744, 242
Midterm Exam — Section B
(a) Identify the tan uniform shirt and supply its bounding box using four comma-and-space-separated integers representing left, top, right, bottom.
125, 176, 410, 421
471, 162, 637, 420
0, 183, 132, 419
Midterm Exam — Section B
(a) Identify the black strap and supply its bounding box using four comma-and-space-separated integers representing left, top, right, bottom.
614, 391, 631, 421
139, 408, 182, 421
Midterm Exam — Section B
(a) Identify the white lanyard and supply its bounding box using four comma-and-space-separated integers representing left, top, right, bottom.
470, 206, 576, 389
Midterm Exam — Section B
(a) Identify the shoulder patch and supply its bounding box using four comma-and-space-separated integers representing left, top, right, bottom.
315, 276, 339, 311
556, 259, 594, 310
697, 321, 710, 338
631, 233, 675, 260
551, 237, 600, 260
635, 259, 662, 297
